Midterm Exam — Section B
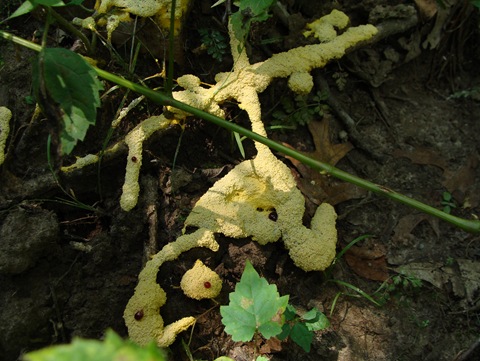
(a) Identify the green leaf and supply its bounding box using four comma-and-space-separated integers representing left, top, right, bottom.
32, 48, 103, 154
277, 323, 291, 340
304, 310, 330, 332
283, 304, 297, 321
256, 357, 270, 361
301, 307, 320, 321
290, 322, 313, 352
230, 0, 277, 44
220, 261, 289, 342
23, 329, 166, 361
7, 0, 66, 20
442, 191, 452, 202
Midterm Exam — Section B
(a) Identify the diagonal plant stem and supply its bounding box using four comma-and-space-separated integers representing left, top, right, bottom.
1, 30, 479, 234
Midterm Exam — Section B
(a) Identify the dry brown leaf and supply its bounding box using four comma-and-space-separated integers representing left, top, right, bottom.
260, 337, 283, 354
285, 116, 366, 206
395, 259, 480, 307
307, 117, 354, 166
442, 155, 478, 199
391, 213, 440, 248
393, 148, 479, 207
392, 147, 447, 170
345, 240, 389, 281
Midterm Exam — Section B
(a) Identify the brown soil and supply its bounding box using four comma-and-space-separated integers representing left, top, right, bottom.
1, 1, 480, 361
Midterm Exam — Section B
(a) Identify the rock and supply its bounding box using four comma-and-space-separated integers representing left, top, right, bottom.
0, 207, 59, 274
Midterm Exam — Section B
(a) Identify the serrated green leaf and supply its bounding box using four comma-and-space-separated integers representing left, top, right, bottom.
220, 261, 289, 342
258, 319, 283, 339
290, 323, 313, 352
23, 330, 166, 361
33, 47, 103, 154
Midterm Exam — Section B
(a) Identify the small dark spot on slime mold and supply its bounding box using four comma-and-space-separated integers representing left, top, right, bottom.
268, 211, 278, 221
134, 310, 144, 320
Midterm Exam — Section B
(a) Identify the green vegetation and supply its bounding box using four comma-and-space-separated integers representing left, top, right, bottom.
271, 91, 329, 129
23, 330, 166, 361
220, 261, 289, 343
220, 261, 329, 357
277, 305, 330, 352
229, 0, 277, 46
470, 0, 480, 9
33, 48, 103, 154
373, 273, 423, 306
440, 191, 456, 214
447, 86, 480, 100
199, 28, 229, 62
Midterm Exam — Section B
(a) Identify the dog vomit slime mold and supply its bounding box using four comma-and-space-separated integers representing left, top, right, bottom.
79, 8, 378, 347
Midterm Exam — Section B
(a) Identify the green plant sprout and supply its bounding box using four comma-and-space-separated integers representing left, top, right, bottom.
220, 261, 289, 344
220, 261, 328, 357
447, 86, 480, 100
22, 329, 166, 361
440, 191, 456, 214
372, 273, 423, 306
272, 90, 329, 128
277, 304, 330, 352
199, 28, 229, 62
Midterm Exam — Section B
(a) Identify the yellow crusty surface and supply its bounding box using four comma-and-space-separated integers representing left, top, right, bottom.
124, 229, 219, 346
283, 203, 338, 271
94, 0, 190, 34
122, 9, 378, 347
303, 9, 349, 41
0, 107, 11, 166
181, 260, 222, 300
184, 148, 337, 271
95, 0, 163, 18
121, 115, 171, 211
288, 72, 314, 94
184, 149, 296, 245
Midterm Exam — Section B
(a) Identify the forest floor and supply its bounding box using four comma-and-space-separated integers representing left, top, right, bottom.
0, 1, 480, 360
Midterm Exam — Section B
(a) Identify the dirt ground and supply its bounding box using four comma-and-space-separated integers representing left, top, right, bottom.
1, 1, 480, 360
